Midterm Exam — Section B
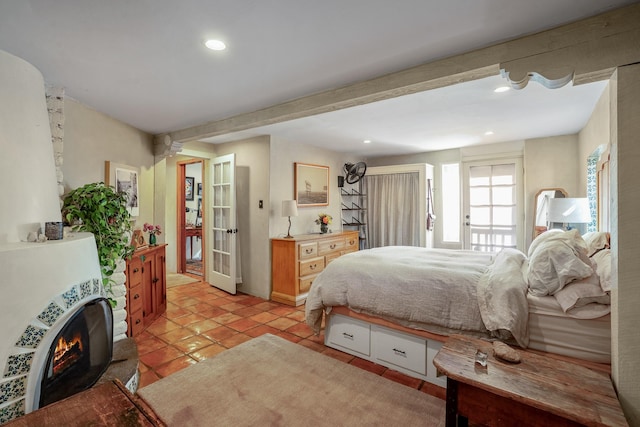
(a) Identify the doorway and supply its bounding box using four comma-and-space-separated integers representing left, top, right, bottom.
177, 159, 204, 276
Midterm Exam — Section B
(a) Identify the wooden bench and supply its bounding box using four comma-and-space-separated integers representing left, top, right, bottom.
433, 335, 628, 427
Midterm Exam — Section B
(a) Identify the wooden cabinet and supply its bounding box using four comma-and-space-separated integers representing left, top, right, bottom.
126, 244, 167, 337
271, 231, 359, 306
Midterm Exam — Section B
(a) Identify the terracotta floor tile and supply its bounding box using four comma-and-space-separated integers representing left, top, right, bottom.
156, 327, 196, 344
138, 369, 161, 388
172, 335, 216, 353
185, 319, 222, 334
266, 317, 299, 331
285, 310, 306, 322
219, 302, 246, 312
164, 306, 192, 318
154, 355, 198, 378
190, 343, 227, 361
198, 306, 228, 318
237, 296, 266, 306
135, 337, 168, 355
269, 305, 298, 317
253, 301, 282, 311
219, 333, 252, 348
232, 306, 263, 318
201, 325, 238, 342
349, 357, 387, 375
273, 331, 303, 343
139, 345, 185, 369
297, 338, 326, 353
322, 347, 357, 364
285, 322, 314, 338
171, 312, 207, 326
226, 317, 260, 332
212, 312, 242, 325
249, 311, 279, 324
243, 324, 281, 338
145, 318, 182, 336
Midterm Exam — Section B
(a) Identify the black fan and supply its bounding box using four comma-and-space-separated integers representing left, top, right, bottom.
344, 162, 367, 184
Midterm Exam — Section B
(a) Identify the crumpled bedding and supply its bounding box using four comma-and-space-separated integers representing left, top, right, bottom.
305, 246, 531, 348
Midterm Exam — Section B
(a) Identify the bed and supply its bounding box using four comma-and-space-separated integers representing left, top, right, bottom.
305, 229, 612, 380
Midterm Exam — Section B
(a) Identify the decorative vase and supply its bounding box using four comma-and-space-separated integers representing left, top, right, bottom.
149, 233, 157, 246
320, 223, 328, 234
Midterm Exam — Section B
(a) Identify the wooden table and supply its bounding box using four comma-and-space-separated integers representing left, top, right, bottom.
5, 380, 164, 426
432, 335, 628, 427
185, 226, 202, 258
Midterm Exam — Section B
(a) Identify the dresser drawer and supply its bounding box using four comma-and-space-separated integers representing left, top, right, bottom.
326, 314, 370, 357
325, 252, 341, 265
128, 309, 144, 336
128, 258, 143, 287
127, 283, 144, 313
298, 275, 317, 293
318, 238, 345, 255
298, 242, 318, 259
299, 256, 324, 277
372, 326, 427, 376
344, 235, 359, 251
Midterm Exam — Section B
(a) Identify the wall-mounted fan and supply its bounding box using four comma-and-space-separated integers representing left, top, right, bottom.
343, 162, 367, 184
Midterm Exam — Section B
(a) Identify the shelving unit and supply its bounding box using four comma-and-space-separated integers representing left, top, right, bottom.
341, 185, 367, 250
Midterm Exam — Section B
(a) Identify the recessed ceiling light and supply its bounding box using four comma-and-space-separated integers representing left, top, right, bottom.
363, 140, 371, 144
485, 131, 494, 136
494, 86, 510, 93
205, 39, 226, 51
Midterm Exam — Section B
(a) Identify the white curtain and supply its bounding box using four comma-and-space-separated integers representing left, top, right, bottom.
363, 172, 420, 248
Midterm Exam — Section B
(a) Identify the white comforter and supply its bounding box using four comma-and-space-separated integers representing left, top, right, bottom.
305, 246, 530, 347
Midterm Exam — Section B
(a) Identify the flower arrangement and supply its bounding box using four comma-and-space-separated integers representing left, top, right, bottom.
315, 213, 332, 225
143, 223, 162, 235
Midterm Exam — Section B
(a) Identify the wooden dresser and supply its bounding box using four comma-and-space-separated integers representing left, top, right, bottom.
126, 244, 167, 337
271, 231, 359, 306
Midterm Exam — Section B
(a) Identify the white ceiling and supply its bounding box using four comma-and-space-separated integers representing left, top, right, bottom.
0, 1, 632, 157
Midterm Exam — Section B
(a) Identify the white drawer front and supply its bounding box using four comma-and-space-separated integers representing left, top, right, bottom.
326, 314, 370, 357
373, 326, 427, 375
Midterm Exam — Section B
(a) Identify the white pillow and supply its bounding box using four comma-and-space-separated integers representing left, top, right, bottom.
592, 249, 612, 292
527, 230, 593, 296
528, 228, 564, 257
554, 270, 609, 313
582, 232, 610, 257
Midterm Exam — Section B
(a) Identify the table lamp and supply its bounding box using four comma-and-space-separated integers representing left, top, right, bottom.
282, 200, 298, 238
547, 197, 591, 231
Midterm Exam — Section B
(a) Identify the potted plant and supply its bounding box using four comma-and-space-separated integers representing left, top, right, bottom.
62, 182, 134, 306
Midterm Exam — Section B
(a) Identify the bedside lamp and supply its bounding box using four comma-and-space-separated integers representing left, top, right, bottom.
547, 198, 591, 231
282, 200, 298, 239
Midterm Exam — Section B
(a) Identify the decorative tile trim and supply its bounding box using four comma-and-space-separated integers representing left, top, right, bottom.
62, 287, 79, 309
14, 326, 46, 349
36, 302, 65, 327
0, 377, 27, 405
3, 353, 34, 378
0, 399, 25, 424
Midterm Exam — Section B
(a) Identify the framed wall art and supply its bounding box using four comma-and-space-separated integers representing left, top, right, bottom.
185, 177, 195, 201
105, 161, 140, 217
294, 162, 329, 207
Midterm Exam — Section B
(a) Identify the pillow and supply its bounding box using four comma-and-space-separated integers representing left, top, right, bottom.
527, 229, 593, 296
528, 228, 564, 257
554, 270, 610, 313
582, 232, 610, 257
592, 249, 612, 292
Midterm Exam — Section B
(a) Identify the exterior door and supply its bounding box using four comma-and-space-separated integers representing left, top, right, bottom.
207, 154, 237, 294
463, 159, 523, 252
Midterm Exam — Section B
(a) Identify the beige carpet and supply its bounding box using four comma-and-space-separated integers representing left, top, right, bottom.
137, 334, 446, 426
166, 273, 200, 288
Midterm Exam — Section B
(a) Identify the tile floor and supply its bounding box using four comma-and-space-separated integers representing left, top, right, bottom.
134, 278, 445, 400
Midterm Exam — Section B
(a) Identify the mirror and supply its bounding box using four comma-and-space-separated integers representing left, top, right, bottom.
533, 188, 568, 239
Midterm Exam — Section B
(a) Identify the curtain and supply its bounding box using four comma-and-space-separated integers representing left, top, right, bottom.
363, 172, 420, 248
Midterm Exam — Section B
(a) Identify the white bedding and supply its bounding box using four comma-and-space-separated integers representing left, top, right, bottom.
305, 246, 531, 347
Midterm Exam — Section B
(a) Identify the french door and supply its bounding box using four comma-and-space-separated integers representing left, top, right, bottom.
463, 159, 523, 252
207, 154, 237, 294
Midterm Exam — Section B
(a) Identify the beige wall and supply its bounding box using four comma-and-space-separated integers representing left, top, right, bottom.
63, 98, 155, 229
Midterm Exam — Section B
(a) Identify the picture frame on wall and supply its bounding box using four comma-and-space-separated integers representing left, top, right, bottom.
105, 161, 140, 217
185, 177, 195, 201
197, 182, 202, 196
197, 197, 202, 218
294, 162, 329, 207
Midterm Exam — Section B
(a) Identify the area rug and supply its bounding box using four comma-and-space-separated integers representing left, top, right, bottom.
166, 273, 200, 288
137, 334, 445, 426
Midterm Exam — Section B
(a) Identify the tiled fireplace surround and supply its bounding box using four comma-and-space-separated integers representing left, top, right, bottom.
0, 51, 130, 423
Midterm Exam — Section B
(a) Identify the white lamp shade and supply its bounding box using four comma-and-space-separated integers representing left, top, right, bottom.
547, 198, 591, 224
282, 200, 298, 217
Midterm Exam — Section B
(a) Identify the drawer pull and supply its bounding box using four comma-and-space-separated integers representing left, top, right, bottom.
330, 244, 336, 249
342, 332, 354, 340
134, 293, 140, 300
349, 240, 356, 245
305, 248, 313, 254
393, 348, 407, 356
135, 319, 141, 325
310, 264, 317, 270
133, 268, 139, 273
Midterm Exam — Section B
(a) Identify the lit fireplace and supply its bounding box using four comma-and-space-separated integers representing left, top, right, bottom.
53, 334, 84, 377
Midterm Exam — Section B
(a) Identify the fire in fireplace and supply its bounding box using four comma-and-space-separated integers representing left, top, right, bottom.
37, 298, 113, 408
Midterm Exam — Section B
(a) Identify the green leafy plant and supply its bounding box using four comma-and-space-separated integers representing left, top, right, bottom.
62, 182, 134, 306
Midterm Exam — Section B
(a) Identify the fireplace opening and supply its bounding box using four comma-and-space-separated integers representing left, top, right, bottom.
38, 298, 113, 408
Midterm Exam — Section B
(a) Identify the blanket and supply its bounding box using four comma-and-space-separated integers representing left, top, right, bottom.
305, 246, 530, 347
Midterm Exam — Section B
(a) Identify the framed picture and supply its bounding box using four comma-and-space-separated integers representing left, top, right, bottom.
130, 229, 147, 251
295, 162, 329, 207
105, 161, 140, 217
185, 177, 195, 201
197, 182, 202, 196
197, 197, 202, 218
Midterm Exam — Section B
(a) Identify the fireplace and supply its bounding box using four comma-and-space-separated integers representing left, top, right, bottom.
37, 298, 113, 408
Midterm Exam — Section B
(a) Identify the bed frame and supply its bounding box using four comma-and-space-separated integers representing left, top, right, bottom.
324, 306, 611, 389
